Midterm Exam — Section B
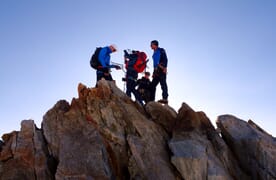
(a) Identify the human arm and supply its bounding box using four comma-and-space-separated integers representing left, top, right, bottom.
158, 48, 168, 73
98, 47, 120, 70
160, 48, 168, 68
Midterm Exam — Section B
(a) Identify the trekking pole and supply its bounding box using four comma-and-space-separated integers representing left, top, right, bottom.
111, 61, 127, 92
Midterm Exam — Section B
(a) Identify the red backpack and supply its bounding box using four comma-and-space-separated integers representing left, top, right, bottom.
133, 51, 148, 73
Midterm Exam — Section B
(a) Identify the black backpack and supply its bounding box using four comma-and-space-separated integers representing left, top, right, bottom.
90, 47, 102, 69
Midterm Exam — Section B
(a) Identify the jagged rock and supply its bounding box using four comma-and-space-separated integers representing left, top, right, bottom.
217, 115, 276, 180
169, 103, 249, 180
0, 80, 275, 179
42, 99, 115, 179
42, 80, 176, 179
0, 120, 53, 180
145, 101, 177, 133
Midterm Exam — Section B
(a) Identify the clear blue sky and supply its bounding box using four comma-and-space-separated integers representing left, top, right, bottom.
1, 0, 275, 137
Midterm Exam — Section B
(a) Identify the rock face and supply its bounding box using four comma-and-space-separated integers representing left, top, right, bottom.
0, 80, 275, 180
0, 120, 53, 180
168, 103, 249, 180
217, 115, 276, 180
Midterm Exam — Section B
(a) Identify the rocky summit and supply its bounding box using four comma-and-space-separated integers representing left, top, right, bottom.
0, 80, 275, 180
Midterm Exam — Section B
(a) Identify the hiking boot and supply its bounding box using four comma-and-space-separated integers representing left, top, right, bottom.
158, 99, 168, 104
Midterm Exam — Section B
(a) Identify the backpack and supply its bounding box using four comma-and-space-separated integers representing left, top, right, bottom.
90, 47, 102, 69
133, 51, 148, 73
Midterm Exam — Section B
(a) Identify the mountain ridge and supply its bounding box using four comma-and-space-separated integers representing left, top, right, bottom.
0, 80, 275, 179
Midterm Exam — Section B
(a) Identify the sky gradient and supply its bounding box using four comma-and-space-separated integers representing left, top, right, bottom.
1, 0, 275, 136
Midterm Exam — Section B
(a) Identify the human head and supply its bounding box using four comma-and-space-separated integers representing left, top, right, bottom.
144, 72, 150, 78
150, 40, 159, 50
109, 44, 118, 52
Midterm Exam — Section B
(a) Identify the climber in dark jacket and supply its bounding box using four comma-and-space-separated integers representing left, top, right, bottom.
136, 72, 151, 103
124, 50, 143, 105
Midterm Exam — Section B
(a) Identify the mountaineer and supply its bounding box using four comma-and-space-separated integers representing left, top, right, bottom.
150, 40, 169, 104
90, 44, 121, 82
136, 72, 151, 103
123, 49, 147, 105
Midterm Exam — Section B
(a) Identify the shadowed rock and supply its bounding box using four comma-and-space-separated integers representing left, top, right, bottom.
169, 103, 249, 180
145, 101, 177, 133
0, 120, 53, 180
217, 115, 276, 180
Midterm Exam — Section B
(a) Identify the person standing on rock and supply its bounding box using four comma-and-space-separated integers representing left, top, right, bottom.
123, 49, 144, 105
150, 40, 169, 104
96, 44, 121, 82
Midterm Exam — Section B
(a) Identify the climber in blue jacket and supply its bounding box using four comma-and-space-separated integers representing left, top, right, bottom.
97, 44, 121, 81
150, 40, 169, 104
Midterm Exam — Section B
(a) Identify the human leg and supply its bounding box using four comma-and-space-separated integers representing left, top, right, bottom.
159, 74, 168, 100
97, 71, 104, 82
126, 79, 132, 97
126, 79, 143, 105
132, 85, 143, 105
150, 77, 159, 101
104, 73, 113, 81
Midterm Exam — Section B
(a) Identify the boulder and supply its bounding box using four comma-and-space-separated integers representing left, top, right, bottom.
217, 115, 276, 180
169, 104, 249, 180
0, 120, 53, 180
145, 101, 177, 133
